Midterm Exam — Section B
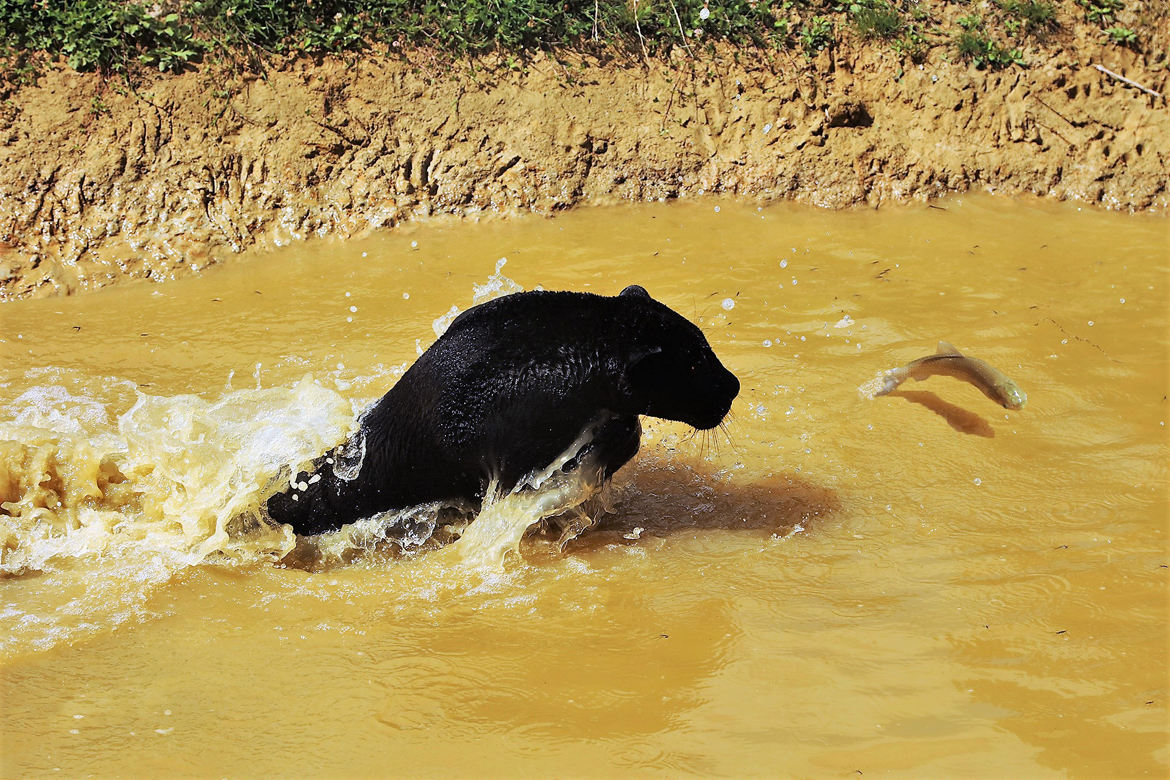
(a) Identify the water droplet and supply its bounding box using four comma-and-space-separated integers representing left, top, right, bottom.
721, 298, 735, 311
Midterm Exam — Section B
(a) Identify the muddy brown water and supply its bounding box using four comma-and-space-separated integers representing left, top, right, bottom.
1, 196, 1166, 777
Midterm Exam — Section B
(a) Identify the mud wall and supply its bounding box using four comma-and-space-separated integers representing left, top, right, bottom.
1, 43, 1166, 300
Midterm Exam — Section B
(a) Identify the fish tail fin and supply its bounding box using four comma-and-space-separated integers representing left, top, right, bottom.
936, 340, 962, 356
859, 368, 906, 399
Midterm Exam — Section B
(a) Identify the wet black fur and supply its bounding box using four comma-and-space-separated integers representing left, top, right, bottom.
266, 286, 740, 535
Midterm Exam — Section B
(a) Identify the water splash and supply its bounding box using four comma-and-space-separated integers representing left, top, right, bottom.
440, 414, 617, 570
432, 257, 525, 337
0, 374, 355, 576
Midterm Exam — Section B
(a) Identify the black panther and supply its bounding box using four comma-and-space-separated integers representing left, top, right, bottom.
266, 285, 739, 535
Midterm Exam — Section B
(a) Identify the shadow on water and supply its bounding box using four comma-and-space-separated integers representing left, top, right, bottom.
553, 460, 841, 555
887, 390, 996, 438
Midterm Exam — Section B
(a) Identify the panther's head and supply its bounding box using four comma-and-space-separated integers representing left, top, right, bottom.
618, 285, 740, 430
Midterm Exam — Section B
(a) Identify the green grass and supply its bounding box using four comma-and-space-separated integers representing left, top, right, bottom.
0, 0, 1150, 79
955, 28, 1025, 69
0, 0, 206, 72
0, 0, 788, 74
851, 1, 903, 40
997, 0, 1057, 33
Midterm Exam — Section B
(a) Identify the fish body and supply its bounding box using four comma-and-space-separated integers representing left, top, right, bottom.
859, 341, 1027, 410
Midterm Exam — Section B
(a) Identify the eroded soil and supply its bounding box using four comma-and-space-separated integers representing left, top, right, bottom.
1, 32, 1167, 300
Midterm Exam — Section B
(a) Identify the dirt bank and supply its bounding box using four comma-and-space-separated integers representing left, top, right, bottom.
1, 35, 1167, 300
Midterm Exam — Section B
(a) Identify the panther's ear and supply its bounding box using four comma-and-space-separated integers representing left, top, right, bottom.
620, 285, 651, 299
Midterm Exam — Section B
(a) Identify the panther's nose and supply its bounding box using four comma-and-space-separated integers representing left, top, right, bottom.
722, 367, 740, 401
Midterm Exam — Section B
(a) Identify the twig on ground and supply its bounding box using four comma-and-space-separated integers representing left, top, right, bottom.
1092, 64, 1163, 99
1032, 96, 1077, 127
1036, 120, 1075, 147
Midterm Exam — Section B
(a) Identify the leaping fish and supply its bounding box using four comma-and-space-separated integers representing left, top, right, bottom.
859, 341, 1027, 410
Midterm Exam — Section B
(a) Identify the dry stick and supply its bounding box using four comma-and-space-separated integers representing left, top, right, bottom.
1093, 64, 1163, 99
668, 0, 695, 58
632, 0, 648, 60
593, 0, 599, 41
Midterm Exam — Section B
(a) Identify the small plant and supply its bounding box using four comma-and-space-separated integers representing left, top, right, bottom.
127, 10, 207, 72
852, 2, 903, 40
892, 23, 928, 62
1104, 25, 1138, 45
956, 13, 983, 30
800, 15, 835, 55
956, 29, 1025, 69
998, 0, 1057, 33
1076, 0, 1124, 25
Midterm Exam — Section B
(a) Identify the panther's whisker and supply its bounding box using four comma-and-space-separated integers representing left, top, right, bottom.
717, 420, 740, 455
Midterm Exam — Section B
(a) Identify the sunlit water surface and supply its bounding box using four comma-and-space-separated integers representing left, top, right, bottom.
1, 196, 1166, 777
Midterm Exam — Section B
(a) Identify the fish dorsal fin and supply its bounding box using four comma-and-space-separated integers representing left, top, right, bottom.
936, 340, 962, 356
